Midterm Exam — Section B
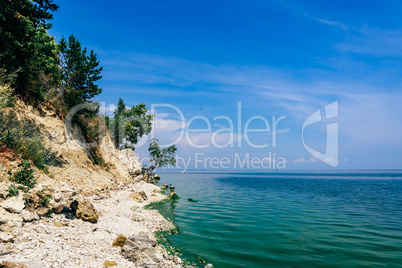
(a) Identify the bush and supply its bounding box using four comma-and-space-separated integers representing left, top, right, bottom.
10, 160, 37, 189
8, 184, 23, 197
0, 111, 48, 171
0, 69, 18, 108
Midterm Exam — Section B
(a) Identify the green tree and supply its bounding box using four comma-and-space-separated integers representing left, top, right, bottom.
111, 99, 154, 149
112, 98, 126, 146
58, 35, 103, 108
0, 0, 59, 99
148, 138, 177, 168
124, 103, 154, 147
144, 138, 177, 182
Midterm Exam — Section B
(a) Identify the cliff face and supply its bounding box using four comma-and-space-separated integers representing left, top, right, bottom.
0, 101, 187, 268
0, 100, 143, 193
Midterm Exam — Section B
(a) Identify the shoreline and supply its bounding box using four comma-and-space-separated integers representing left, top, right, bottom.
0, 181, 184, 267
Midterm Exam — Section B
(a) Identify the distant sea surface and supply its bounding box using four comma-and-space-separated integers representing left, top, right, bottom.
153, 171, 402, 267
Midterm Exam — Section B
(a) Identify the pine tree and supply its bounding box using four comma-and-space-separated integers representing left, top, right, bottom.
0, 0, 59, 99
58, 35, 103, 108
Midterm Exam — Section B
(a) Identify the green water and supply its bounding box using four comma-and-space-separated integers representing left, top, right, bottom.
151, 171, 402, 267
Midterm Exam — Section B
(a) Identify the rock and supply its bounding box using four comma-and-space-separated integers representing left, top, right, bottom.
0, 195, 25, 213
21, 210, 39, 222
139, 191, 147, 201
196, 256, 206, 263
0, 261, 27, 268
53, 221, 65, 227
112, 234, 126, 247
103, 260, 117, 267
129, 192, 147, 202
129, 193, 141, 202
35, 207, 51, 217
49, 188, 75, 214
0, 207, 23, 231
49, 200, 65, 214
174, 256, 182, 264
168, 190, 178, 199
204, 264, 214, 268
151, 193, 156, 197
161, 184, 168, 190
121, 232, 158, 264
53, 193, 62, 202
154, 175, 160, 180
119, 149, 142, 177
70, 199, 98, 223
169, 185, 175, 190
0, 232, 13, 243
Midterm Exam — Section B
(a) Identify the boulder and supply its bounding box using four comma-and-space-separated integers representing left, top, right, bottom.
21, 210, 39, 222
121, 232, 159, 265
160, 184, 168, 190
49, 200, 64, 214
112, 234, 126, 247
205, 264, 214, 268
0, 207, 23, 231
168, 190, 178, 199
49, 187, 76, 214
0, 195, 25, 214
70, 199, 98, 223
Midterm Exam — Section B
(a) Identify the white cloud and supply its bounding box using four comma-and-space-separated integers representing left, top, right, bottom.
304, 13, 349, 30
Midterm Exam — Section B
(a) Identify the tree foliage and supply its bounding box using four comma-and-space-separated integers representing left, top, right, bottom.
143, 138, 177, 183
148, 138, 177, 168
59, 35, 103, 108
0, 0, 59, 99
112, 98, 154, 149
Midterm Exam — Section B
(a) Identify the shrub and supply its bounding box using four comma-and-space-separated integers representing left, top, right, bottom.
8, 184, 23, 197
10, 160, 37, 189
0, 111, 48, 171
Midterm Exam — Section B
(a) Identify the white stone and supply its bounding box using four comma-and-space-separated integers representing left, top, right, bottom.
0, 194, 25, 213
21, 210, 39, 222
0, 207, 23, 230
0, 232, 13, 243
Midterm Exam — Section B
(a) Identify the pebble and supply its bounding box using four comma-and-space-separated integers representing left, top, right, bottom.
0, 182, 182, 267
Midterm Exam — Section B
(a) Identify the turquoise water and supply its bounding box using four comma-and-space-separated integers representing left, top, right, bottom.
153, 171, 402, 267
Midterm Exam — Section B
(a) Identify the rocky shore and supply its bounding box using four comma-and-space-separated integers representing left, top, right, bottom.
0, 102, 211, 268
0, 181, 183, 267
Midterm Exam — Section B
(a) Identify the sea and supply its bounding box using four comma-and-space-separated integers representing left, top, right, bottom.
151, 171, 402, 268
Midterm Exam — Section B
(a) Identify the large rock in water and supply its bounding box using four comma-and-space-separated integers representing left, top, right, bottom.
121, 232, 162, 265
70, 199, 98, 223
119, 149, 142, 177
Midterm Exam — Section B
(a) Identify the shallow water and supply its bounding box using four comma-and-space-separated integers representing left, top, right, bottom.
153, 171, 402, 267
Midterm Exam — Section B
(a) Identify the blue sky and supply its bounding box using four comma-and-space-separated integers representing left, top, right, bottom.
48, 0, 402, 170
